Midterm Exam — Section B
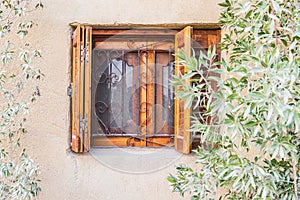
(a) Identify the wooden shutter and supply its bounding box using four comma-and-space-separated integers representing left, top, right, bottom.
71, 25, 92, 152
174, 26, 192, 154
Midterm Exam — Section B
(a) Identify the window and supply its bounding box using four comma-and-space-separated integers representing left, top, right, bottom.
70, 24, 221, 153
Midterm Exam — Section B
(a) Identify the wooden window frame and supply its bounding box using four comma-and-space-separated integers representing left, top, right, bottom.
70, 24, 221, 153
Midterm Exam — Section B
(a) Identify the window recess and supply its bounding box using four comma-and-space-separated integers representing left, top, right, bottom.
70, 25, 221, 153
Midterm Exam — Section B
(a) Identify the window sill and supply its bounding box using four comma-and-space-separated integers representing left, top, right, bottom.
88, 147, 188, 174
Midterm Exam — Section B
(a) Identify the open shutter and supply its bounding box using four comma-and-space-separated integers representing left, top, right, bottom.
71, 25, 92, 152
174, 26, 192, 154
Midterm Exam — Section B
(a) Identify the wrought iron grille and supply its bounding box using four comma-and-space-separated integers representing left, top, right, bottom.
91, 47, 174, 138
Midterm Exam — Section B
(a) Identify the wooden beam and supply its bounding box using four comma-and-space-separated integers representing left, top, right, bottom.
79, 25, 85, 152
92, 29, 177, 36
83, 26, 92, 152
94, 41, 174, 51
71, 25, 81, 152
70, 22, 221, 30
146, 52, 155, 146
92, 136, 172, 147
140, 52, 147, 141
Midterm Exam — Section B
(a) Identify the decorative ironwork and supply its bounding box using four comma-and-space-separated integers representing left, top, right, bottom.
91, 41, 175, 138
108, 73, 120, 86
95, 101, 108, 114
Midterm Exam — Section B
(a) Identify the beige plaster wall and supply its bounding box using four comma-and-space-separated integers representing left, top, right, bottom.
23, 0, 222, 199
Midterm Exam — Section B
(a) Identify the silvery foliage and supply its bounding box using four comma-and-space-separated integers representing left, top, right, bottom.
0, 0, 43, 199
168, 0, 300, 199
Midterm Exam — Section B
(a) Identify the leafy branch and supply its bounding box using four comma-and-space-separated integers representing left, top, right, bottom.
0, 0, 43, 199
168, 0, 300, 199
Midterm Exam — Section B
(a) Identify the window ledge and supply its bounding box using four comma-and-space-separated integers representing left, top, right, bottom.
88, 147, 189, 174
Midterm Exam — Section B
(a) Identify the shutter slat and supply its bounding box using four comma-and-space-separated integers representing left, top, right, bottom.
83, 26, 92, 152
79, 25, 85, 152
71, 25, 81, 152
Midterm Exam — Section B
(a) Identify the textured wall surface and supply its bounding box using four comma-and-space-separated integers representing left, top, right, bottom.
23, 0, 222, 199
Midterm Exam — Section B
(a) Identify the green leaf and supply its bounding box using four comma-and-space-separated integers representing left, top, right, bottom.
218, 0, 230, 7
245, 9, 253, 19
167, 175, 177, 183
250, 92, 264, 99
244, 120, 257, 128
185, 95, 193, 109
271, 0, 281, 15
209, 68, 224, 74
182, 72, 197, 80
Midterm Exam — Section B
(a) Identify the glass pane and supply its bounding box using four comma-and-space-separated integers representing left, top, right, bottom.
92, 50, 174, 136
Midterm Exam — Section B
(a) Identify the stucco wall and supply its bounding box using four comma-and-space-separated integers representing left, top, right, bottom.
23, 0, 222, 199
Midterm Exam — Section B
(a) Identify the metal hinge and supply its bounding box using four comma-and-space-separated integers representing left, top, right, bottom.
79, 115, 88, 135
80, 44, 85, 63
67, 83, 72, 97
85, 44, 89, 63
71, 30, 75, 40
80, 45, 89, 63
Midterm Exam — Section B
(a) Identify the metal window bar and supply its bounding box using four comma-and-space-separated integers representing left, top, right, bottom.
153, 50, 157, 135
93, 49, 175, 137
137, 50, 141, 135
121, 50, 125, 135
168, 49, 172, 135
108, 56, 112, 131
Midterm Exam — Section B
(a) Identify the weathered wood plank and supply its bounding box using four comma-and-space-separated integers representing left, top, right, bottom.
146, 52, 154, 137
92, 136, 172, 147
79, 25, 85, 152
92, 29, 177, 36
183, 27, 192, 154
83, 26, 92, 152
140, 52, 147, 143
71, 25, 81, 153
94, 41, 174, 51
145, 52, 154, 146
